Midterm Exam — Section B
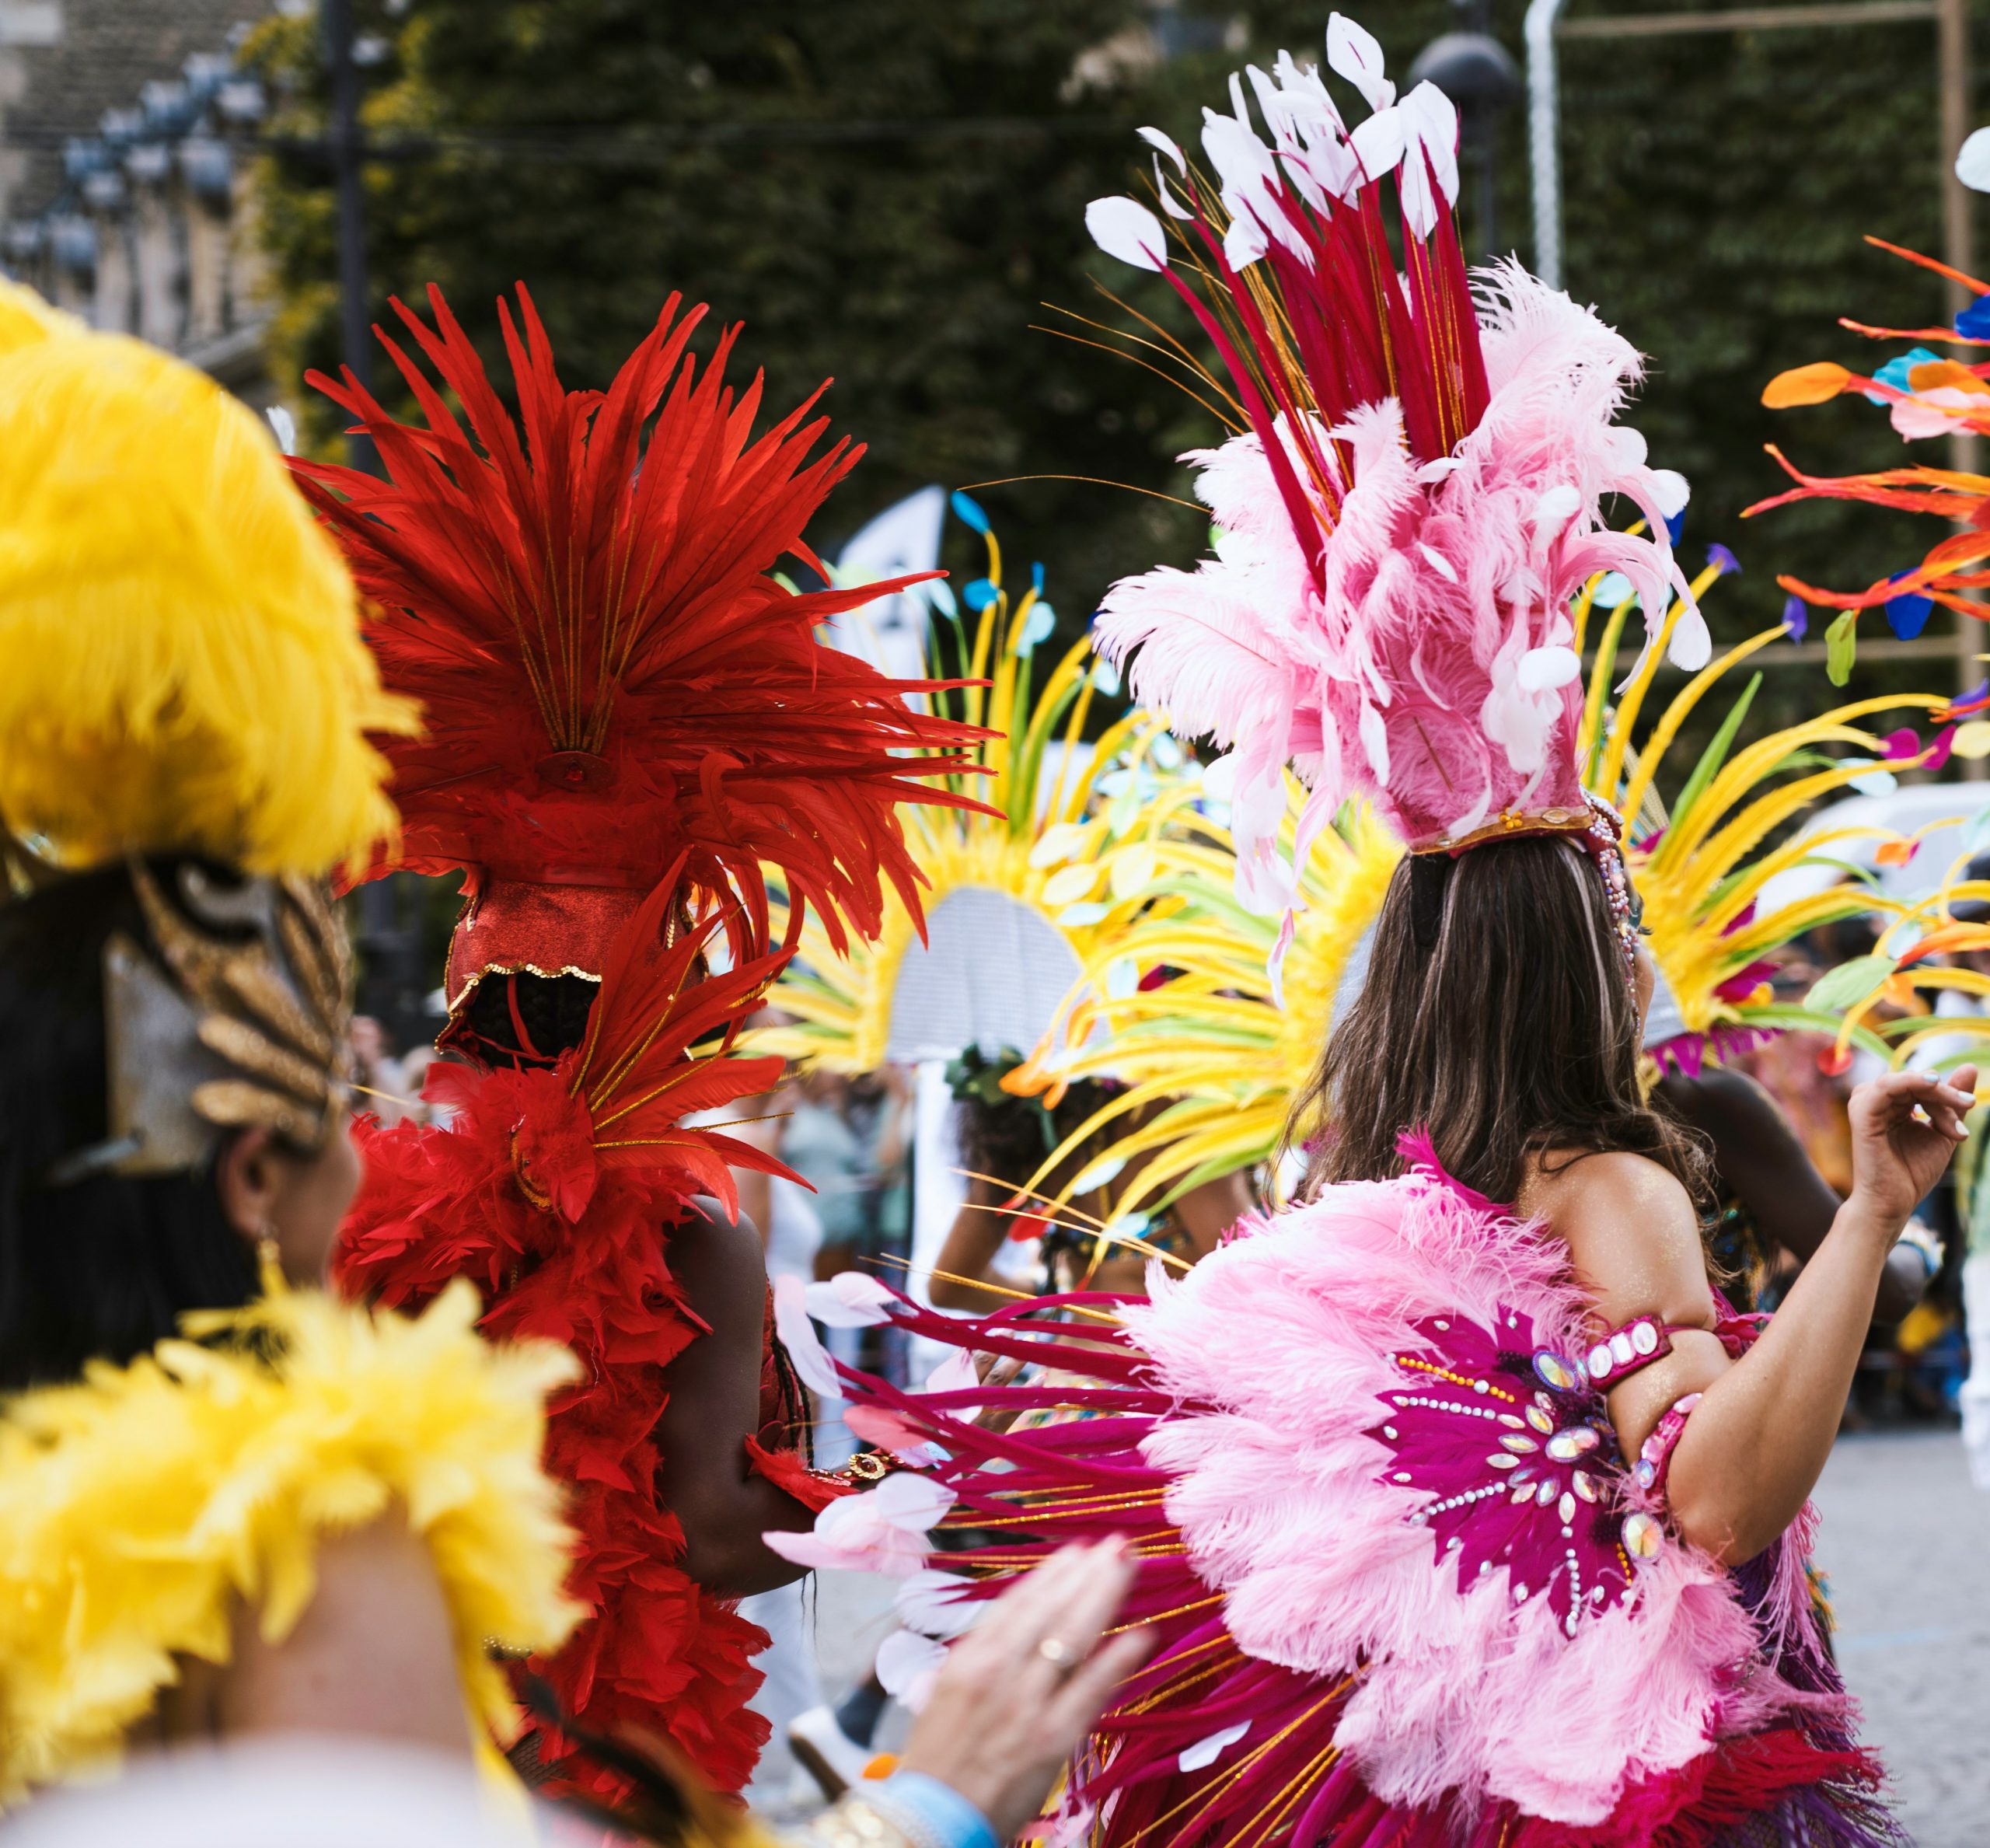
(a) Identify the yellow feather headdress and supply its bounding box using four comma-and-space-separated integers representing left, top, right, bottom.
744, 518, 1158, 1075
0, 285, 414, 879
1576, 557, 1950, 1072
1014, 546, 1952, 1212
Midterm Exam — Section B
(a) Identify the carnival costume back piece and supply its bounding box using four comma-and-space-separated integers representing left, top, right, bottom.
301, 284, 986, 1800
765, 20, 1904, 1845
0, 283, 579, 1803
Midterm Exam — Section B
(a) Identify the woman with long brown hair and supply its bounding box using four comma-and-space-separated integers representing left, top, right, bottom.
767, 23, 1964, 1842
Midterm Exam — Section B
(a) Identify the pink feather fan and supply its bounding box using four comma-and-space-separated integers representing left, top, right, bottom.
1084, 14, 1709, 911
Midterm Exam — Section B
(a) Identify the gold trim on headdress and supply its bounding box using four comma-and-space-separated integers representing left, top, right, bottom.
54, 863, 354, 1184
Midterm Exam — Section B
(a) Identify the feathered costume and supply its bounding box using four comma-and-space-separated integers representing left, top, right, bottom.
1745, 237, 1990, 647
743, 508, 1160, 1079
0, 284, 576, 1801
1733, 239, 1990, 1068
304, 286, 983, 1798
0, 1282, 578, 1804
762, 21, 1904, 1844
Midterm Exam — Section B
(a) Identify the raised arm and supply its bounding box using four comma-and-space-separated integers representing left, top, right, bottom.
1532, 1065, 1974, 1565
1656, 1064, 1927, 1321
927, 1179, 1024, 1310
651, 1200, 818, 1598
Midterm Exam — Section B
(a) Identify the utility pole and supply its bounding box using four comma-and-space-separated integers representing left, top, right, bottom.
1937, 0, 1984, 714
323, 0, 375, 466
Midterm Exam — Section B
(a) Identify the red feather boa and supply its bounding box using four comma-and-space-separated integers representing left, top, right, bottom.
334, 885, 818, 1808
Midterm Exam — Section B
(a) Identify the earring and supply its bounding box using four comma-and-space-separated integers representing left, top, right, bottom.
255, 1223, 282, 1284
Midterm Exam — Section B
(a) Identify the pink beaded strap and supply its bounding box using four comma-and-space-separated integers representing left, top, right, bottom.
1634, 1391, 1702, 1494
1581, 1315, 1673, 1390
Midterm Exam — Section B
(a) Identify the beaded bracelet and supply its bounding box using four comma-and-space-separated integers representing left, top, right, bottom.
1633, 1391, 1702, 1495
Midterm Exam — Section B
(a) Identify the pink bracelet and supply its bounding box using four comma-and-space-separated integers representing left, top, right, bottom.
1583, 1315, 1672, 1390
1635, 1392, 1702, 1495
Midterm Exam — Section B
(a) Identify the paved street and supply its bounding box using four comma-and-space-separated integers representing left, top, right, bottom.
1814, 1430, 1990, 1847
751, 1430, 1990, 1842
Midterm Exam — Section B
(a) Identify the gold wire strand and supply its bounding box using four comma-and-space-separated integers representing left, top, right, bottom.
1039, 298, 1242, 412
1227, 1741, 1342, 1848
1121, 1651, 1239, 1715
951, 464, 1208, 516
1084, 280, 1242, 407
1119, 1682, 1349, 1848
350, 1082, 422, 1113
1124, 1619, 1233, 1661
952, 1169, 1115, 1231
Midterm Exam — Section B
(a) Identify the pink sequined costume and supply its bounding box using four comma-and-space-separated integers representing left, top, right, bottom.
771, 1137, 1897, 1846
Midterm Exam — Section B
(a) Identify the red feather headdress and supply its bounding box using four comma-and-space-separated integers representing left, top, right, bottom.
291, 284, 986, 1008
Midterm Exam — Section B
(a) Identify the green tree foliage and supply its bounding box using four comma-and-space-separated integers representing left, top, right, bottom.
246, 0, 1213, 624
250, 0, 1990, 737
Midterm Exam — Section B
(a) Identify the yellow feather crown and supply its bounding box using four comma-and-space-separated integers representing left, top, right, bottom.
0, 288, 415, 878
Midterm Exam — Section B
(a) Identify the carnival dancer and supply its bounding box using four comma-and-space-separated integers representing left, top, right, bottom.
292, 284, 987, 1801
1013, 544, 1953, 1325
767, 20, 1971, 1843
0, 283, 579, 1804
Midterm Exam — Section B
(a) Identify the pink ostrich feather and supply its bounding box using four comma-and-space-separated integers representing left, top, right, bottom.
1118, 1151, 1793, 1826
1100, 266, 1709, 885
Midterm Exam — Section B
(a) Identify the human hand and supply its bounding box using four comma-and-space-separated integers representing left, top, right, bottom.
1845, 1064, 1977, 1231
897, 1539, 1151, 1841
967, 1349, 1029, 1436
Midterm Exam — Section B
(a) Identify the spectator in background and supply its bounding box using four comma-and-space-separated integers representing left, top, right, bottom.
349, 1015, 416, 1128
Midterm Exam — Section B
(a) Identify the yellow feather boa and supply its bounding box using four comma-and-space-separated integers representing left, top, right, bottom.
0, 1280, 582, 1803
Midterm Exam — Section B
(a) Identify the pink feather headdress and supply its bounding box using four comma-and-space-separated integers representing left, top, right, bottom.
1084, 14, 1710, 913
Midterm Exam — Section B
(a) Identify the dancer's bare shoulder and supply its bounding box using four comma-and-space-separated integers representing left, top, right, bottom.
1517, 1148, 1716, 1335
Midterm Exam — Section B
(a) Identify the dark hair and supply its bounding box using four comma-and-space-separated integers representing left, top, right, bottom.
456, 970, 602, 1068
948, 1048, 1122, 1204
1293, 836, 1709, 1207
0, 861, 258, 1393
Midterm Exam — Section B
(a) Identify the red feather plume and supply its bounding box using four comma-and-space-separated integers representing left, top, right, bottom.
336, 879, 807, 1800
292, 283, 989, 958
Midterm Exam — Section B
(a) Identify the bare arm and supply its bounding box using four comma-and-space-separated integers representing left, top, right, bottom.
927, 1179, 1021, 1310
1533, 1066, 1973, 1566
651, 1200, 815, 1598
222, 1516, 470, 1753
1657, 1066, 1925, 1321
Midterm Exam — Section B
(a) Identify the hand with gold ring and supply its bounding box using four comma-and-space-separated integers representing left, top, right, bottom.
898, 1539, 1150, 1842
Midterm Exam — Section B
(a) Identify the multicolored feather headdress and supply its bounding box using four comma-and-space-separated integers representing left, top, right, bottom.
1745, 236, 1990, 641
0, 281, 412, 1178
745, 510, 1158, 1076
1013, 543, 1959, 1214
292, 285, 987, 1015
1080, 14, 1709, 914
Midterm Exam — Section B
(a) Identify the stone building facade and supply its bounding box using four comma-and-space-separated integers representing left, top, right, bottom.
0, 0, 275, 393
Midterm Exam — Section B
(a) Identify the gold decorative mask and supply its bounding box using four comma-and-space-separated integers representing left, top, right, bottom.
50, 861, 354, 1184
